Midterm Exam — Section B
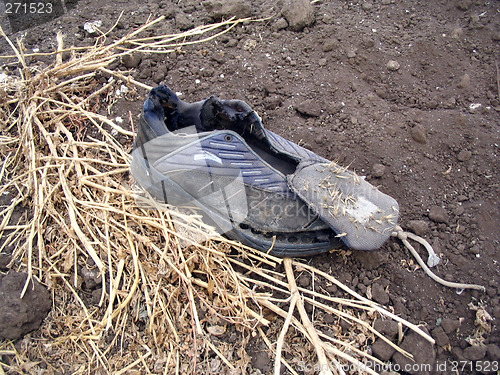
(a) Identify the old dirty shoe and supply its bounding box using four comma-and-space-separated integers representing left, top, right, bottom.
130, 85, 399, 256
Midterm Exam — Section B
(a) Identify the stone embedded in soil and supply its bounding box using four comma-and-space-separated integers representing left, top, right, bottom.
371, 283, 390, 305
410, 124, 427, 144
295, 99, 322, 117
175, 12, 194, 31
371, 163, 386, 178
457, 149, 472, 162
407, 220, 429, 236
374, 319, 399, 338
0, 271, 51, 340
386, 60, 400, 71
0, 252, 11, 271
458, 73, 471, 89
440, 318, 461, 334
371, 338, 396, 361
392, 327, 436, 375
463, 345, 486, 361
81, 265, 101, 290
122, 54, 142, 69
280, 0, 315, 32
431, 326, 450, 347
203, 0, 252, 21
428, 206, 449, 224
274, 18, 288, 31
487, 344, 500, 360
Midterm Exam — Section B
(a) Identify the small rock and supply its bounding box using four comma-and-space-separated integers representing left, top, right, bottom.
324, 313, 335, 324
374, 319, 399, 338
371, 283, 390, 305
122, 54, 142, 69
274, 18, 288, 31
0, 252, 11, 271
298, 274, 310, 288
463, 345, 486, 361
81, 265, 101, 290
0, 271, 51, 340
428, 206, 449, 224
453, 206, 465, 216
441, 318, 460, 334
203, 0, 252, 21
322, 39, 337, 52
493, 306, 500, 319
392, 327, 436, 375
387, 60, 400, 71
469, 245, 481, 255
346, 49, 357, 58
431, 326, 450, 347
280, 0, 315, 32
442, 97, 456, 109
175, 12, 193, 31
458, 73, 471, 89
371, 339, 396, 361
456, 0, 472, 11
407, 220, 429, 236
371, 164, 386, 178
295, 99, 322, 117
457, 150, 472, 162
411, 124, 427, 144
451, 27, 464, 38
362, 2, 373, 11
487, 343, 500, 360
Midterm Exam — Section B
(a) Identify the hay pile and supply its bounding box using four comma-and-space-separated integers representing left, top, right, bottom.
0, 16, 433, 374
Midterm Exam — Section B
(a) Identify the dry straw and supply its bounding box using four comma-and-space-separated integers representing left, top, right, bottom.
0, 15, 432, 374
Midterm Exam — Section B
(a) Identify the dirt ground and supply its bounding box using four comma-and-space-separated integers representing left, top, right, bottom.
1, 0, 499, 373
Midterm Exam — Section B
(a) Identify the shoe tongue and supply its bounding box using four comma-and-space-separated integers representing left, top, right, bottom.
287, 160, 399, 250
200, 97, 265, 139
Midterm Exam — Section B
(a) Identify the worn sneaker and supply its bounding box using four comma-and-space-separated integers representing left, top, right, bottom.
130, 85, 399, 257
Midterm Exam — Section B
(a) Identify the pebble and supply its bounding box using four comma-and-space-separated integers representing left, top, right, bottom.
387, 60, 400, 71
203, 0, 252, 21
281, 0, 316, 32
440, 318, 461, 334
428, 206, 449, 224
393, 327, 436, 375
458, 73, 471, 89
487, 343, 500, 360
463, 345, 486, 360
295, 99, 322, 117
322, 39, 337, 52
371, 163, 386, 178
122, 54, 142, 69
493, 306, 500, 319
371, 283, 390, 305
374, 319, 399, 338
298, 274, 310, 287
371, 339, 396, 361
407, 220, 429, 236
274, 18, 288, 31
451, 27, 464, 38
453, 206, 465, 216
432, 326, 450, 347
175, 12, 193, 30
411, 124, 427, 144
457, 149, 472, 162
81, 265, 101, 290
346, 49, 357, 58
